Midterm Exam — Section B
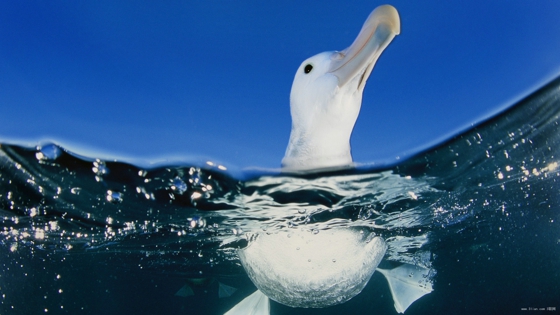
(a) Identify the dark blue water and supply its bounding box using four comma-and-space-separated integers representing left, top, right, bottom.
1, 76, 559, 314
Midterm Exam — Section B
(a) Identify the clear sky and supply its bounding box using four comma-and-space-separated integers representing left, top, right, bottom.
1, 1, 560, 169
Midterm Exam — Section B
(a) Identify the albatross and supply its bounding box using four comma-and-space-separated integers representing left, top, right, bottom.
225, 5, 434, 314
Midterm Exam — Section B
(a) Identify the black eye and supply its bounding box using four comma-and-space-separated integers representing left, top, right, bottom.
304, 64, 313, 74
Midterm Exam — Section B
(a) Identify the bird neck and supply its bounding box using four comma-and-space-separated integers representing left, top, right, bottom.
281, 124, 353, 171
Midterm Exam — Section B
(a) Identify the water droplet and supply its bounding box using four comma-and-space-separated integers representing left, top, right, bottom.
308, 259, 311, 262
312, 229, 319, 235
332, 259, 336, 263
298, 209, 306, 214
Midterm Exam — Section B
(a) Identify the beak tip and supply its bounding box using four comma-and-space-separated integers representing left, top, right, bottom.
372, 4, 401, 35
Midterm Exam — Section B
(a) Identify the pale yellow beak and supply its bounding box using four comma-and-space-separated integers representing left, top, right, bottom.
328, 5, 400, 89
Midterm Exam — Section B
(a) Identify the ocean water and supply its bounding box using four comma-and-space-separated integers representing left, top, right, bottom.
1, 76, 559, 315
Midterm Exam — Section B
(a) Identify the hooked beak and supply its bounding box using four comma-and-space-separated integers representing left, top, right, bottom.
328, 5, 400, 90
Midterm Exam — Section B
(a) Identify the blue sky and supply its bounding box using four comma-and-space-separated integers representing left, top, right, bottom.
1, 1, 559, 169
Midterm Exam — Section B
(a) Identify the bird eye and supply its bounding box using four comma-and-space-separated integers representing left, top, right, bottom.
304, 64, 313, 74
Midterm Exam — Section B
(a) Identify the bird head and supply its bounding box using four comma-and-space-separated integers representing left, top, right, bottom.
283, 5, 400, 171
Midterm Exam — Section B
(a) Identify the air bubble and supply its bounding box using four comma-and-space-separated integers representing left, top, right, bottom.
189, 216, 206, 229
27, 207, 38, 217
190, 172, 202, 185
36, 144, 62, 161
93, 160, 109, 181
106, 190, 123, 203
171, 177, 188, 194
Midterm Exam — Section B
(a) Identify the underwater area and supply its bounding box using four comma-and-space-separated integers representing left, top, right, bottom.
0, 76, 559, 314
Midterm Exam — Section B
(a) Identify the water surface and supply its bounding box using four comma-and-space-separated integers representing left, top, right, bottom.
1, 77, 559, 314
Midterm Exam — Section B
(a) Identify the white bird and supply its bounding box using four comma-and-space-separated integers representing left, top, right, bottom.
225, 5, 434, 315
282, 4, 401, 172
